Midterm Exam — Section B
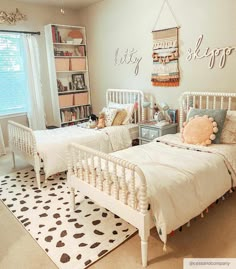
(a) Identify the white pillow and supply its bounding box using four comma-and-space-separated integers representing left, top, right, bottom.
220, 111, 236, 144
102, 107, 118, 127
108, 102, 134, 124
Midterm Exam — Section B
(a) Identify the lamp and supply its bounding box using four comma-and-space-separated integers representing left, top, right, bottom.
143, 101, 151, 108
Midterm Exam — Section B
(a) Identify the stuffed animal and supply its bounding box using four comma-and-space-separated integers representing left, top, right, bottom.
97, 112, 105, 129
89, 114, 98, 121
88, 114, 98, 128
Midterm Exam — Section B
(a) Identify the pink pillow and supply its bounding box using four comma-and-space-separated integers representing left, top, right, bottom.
182, 115, 218, 146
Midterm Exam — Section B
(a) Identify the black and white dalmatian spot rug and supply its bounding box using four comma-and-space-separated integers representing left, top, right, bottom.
0, 168, 137, 269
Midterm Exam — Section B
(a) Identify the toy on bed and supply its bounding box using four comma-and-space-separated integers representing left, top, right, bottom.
88, 114, 98, 128
97, 112, 105, 129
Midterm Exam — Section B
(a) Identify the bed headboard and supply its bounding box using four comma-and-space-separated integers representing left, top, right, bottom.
106, 89, 144, 123
179, 91, 236, 130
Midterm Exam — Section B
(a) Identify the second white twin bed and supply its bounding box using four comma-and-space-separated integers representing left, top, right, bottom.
8, 89, 145, 188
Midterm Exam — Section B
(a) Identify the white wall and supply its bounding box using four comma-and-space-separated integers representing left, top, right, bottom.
0, 0, 83, 144
79, 0, 236, 114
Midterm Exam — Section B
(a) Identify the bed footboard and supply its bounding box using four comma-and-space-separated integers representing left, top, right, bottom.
8, 120, 41, 188
67, 142, 151, 267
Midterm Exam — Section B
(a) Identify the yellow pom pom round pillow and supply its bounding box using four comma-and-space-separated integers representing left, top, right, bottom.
181, 115, 218, 146
186, 108, 227, 144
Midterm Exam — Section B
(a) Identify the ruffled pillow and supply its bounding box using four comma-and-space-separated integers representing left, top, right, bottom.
182, 115, 218, 146
102, 107, 118, 127
108, 102, 134, 124
220, 111, 236, 144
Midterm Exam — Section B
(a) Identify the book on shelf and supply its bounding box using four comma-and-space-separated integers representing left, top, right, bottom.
60, 105, 91, 123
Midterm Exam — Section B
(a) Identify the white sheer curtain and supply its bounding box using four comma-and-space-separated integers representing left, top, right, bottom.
23, 34, 46, 130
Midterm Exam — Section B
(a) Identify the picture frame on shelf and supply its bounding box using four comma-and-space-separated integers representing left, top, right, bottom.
72, 73, 86, 90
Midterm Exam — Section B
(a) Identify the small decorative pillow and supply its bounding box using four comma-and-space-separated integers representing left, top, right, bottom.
102, 107, 118, 127
112, 109, 127, 126
220, 111, 236, 144
182, 115, 218, 146
187, 108, 227, 144
108, 102, 134, 124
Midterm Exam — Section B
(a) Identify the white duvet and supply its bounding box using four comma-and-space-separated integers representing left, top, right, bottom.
34, 125, 133, 179
111, 133, 236, 244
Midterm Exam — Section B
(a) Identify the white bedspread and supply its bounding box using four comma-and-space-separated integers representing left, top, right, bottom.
34, 126, 110, 179
111, 134, 235, 244
34, 125, 135, 179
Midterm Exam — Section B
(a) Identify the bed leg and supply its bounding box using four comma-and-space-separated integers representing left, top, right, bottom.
139, 226, 149, 267
141, 239, 148, 267
12, 151, 16, 168
70, 188, 75, 211
35, 169, 41, 189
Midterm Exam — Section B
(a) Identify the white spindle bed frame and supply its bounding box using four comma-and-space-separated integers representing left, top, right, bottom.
67, 91, 236, 267
8, 89, 144, 189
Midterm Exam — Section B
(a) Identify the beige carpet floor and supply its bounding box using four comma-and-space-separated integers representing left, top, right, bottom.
0, 148, 236, 269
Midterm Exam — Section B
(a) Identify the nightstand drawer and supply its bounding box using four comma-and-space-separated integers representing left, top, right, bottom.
140, 127, 160, 140
138, 122, 178, 145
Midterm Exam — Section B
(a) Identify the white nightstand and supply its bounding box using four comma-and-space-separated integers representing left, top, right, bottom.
139, 122, 178, 144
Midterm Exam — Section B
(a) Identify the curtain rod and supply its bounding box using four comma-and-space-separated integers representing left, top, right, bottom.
0, 30, 40, 35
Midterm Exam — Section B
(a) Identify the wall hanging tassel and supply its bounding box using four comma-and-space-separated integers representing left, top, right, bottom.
187, 221, 191, 227
222, 196, 225, 201
170, 230, 175, 236
163, 243, 167, 252
206, 208, 209, 213
201, 212, 204, 218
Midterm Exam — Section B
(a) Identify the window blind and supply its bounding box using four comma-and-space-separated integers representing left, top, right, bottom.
0, 33, 29, 116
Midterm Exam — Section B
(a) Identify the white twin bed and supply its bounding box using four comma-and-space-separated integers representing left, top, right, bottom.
67, 91, 236, 267
8, 89, 144, 188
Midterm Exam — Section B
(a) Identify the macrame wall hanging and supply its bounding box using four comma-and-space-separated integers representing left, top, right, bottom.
151, 0, 180, 87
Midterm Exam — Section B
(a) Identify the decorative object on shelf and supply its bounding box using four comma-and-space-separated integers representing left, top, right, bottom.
57, 79, 65, 92
74, 45, 86, 56
0, 8, 26, 25
186, 34, 236, 69
68, 30, 83, 44
151, 0, 180, 87
72, 73, 86, 90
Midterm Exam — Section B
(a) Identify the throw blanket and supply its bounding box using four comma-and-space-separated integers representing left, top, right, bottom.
102, 125, 132, 151
112, 135, 234, 244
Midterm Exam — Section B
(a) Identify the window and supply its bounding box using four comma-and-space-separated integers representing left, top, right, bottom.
0, 33, 29, 116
